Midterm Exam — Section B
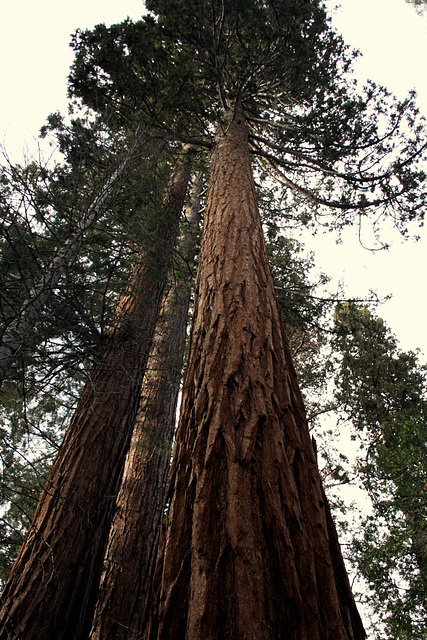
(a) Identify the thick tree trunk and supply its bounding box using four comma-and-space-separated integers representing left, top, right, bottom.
88, 186, 200, 640
146, 112, 365, 640
0, 150, 193, 640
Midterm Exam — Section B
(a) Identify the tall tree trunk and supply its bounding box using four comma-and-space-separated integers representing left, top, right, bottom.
89, 183, 200, 640
146, 111, 365, 640
0, 149, 194, 640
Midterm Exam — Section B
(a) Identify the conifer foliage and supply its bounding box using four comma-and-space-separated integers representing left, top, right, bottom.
333, 304, 427, 639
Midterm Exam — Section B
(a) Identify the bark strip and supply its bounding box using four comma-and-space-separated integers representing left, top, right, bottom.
89, 184, 200, 640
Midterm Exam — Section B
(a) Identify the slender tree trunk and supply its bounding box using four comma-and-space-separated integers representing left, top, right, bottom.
146, 111, 365, 640
0, 132, 147, 388
0, 149, 194, 640
88, 184, 200, 640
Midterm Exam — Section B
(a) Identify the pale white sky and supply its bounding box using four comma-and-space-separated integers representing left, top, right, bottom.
0, 0, 146, 156
0, 0, 426, 359
317, 0, 427, 361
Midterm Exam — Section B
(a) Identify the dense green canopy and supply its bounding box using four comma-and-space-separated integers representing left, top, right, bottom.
69, 0, 427, 235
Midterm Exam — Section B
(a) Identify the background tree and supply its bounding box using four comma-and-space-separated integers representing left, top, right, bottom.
0, 142, 194, 640
0, 116, 170, 585
89, 179, 201, 640
265, 227, 336, 425
333, 302, 427, 639
0, 118, 156, 386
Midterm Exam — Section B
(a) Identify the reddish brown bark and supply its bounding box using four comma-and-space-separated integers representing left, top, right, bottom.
89, 191, 199, 640
146, 113, 365, 640
0, 151, 193, 640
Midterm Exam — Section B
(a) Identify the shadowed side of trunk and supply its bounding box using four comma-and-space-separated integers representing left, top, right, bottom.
146, 112, 365, 640
89, 187, 200, 640
0, 150, 194, 640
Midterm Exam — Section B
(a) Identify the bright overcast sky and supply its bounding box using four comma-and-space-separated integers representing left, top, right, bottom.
1, 0, 426, 359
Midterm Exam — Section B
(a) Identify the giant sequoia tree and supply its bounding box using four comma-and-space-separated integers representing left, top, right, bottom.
138, 1, 423, 637
1, 0, 427, 638
147, 106, 367, 640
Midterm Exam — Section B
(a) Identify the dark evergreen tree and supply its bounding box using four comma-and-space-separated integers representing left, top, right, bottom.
0, 120, 154, 386
0, 118, 172, 586
333, 302, 427, 639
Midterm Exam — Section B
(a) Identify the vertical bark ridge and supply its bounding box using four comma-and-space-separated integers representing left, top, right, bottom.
88, 184, 200, 640
147, 113, 365, 640
0, 150, 194, 640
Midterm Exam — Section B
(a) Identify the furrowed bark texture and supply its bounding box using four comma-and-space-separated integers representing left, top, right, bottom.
89, 193, 199, 640
147, 115, 366, 640
0, 152, 193, 640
